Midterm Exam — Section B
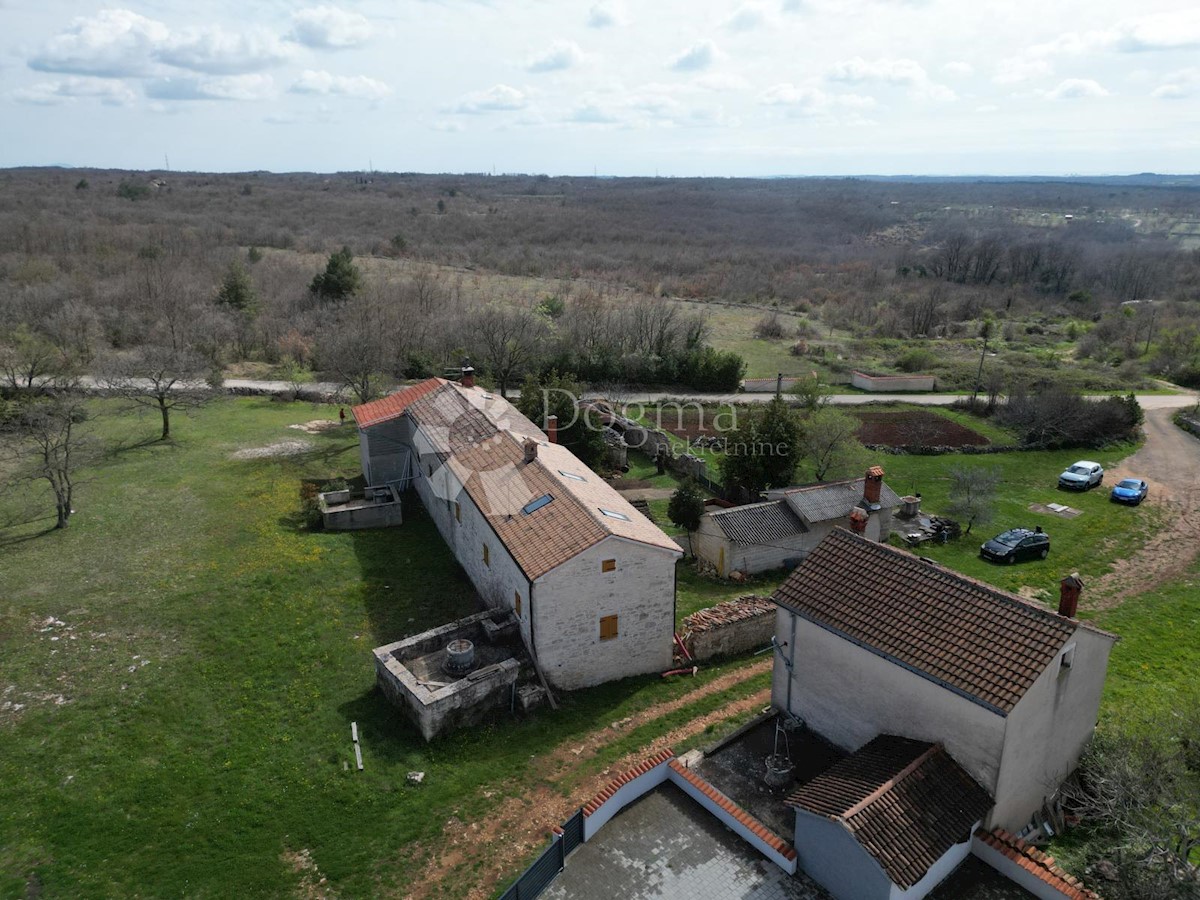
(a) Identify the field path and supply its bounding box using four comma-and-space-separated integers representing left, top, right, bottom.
398, 658, 773, 900
1088, 408, 1200, 608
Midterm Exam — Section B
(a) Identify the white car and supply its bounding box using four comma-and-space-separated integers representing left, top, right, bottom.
1058, 460, 1104, 491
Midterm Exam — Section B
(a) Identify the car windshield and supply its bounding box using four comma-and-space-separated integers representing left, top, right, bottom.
1117, 479, 1142, 489
994, 530, 1025, 546
1067, 465, 1090, 475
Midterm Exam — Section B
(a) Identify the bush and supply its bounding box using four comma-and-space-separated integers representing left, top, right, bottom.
895, 348, 936, 373
754, 312, 787, 339
996, 388, 1142, 448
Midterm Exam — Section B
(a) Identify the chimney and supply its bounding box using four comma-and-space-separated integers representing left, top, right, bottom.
849, 507, 869, 534
863, 466, 885, 506
546, 415, 558, 444
523, 437, 538, 464
1059, 573, 1084, 618
460, 357, 475, 389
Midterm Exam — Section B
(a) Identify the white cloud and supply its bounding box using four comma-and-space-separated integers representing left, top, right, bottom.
158, 27, 291, 75
760, 83, 876, 116
993, 57, 1053, 84
11, 76, 136, 106
1113, 10, 1200, 53
29, 9, 168, 77
669, 40, 720, 72
1041, 78, 1108, 100
724, 4, 769, 32
144, 73, 275, 101
942, 61, 973, 77
568, 100, 621, 124
432, 120, 465, 133
526, 40, 586, 73
290, 70, 390, 100
453, 84, 528, 114
288, 6, 373, 50
694, 72, 751, 92
1151, 68, 1199, 99
587, 1, 628, 28
827, 56, 954, 100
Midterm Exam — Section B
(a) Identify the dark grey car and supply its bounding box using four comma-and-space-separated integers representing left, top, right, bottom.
980, 528, 1050, 564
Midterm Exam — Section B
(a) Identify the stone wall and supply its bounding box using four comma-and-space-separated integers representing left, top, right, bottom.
681, 596, 776, 661
851, 371, 936, 392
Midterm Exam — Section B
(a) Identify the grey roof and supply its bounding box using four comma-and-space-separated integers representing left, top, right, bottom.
711, 500, 807, 545
779, 478, 902, 523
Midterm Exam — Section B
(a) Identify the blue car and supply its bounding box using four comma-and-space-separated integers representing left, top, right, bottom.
1110, 478, 1148, 505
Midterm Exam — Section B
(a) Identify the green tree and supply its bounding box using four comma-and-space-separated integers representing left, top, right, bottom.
797, 407, 867, 482
310, 246, 361, 301
515, 370, 604, 467
945, 464, 1000, 535
667, 477, 706, 555
720, 401, 800, 498
216, 259, 258, 313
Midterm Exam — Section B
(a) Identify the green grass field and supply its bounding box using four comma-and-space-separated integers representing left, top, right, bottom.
0, 398, 769, 898
0, 398, 1190, 897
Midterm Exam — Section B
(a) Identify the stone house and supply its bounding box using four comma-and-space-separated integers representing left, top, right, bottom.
352, 375, 683, 691
694, 468, 900, 576
770, 528, 1117, 899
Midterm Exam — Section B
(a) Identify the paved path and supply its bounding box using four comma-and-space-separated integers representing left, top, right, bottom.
544, 784, 826, 900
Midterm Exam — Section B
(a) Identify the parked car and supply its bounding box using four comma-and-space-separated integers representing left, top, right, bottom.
1110, 478, 1148, 505
980, 528, 1050, 564
1058, 461, 1104, 491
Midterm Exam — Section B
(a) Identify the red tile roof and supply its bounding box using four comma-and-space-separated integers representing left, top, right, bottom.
772, 529, 1114, 714
582, 749, 675, 817
788, 735, 993, 888
975, 827, 1102, 899
351, 378, 448, 428
669, 759, 798, 861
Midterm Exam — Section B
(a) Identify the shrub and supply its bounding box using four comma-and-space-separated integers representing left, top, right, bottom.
754, 312, 787, 340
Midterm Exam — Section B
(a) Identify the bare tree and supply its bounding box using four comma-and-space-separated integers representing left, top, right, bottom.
945, 465, 1000, 535
103, 346, 215, 440
472, 302, 547, 398
1, 396, 98, 529
0, 324, 71, 391
319, 296, 400, 404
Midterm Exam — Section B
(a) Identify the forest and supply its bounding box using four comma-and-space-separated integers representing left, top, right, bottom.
2, 167, 1199, 398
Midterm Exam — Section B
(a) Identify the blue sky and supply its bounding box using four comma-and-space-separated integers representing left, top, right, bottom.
2, 1, 1198, 175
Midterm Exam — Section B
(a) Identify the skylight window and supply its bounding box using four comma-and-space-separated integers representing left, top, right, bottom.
600, 508, 631, 521
521, 494, 554, 515
559, 470, 585, 482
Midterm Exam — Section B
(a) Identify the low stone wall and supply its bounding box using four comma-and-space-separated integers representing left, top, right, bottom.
1177, 413, 1200, 439
680, 596, 776, 661
851, 371, 936, 392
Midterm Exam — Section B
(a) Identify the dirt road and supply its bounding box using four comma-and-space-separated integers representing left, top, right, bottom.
1088, 408, 1200, 608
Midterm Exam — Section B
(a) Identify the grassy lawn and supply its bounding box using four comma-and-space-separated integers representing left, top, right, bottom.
0, 397, 765, 899
878, 443, 1156, 599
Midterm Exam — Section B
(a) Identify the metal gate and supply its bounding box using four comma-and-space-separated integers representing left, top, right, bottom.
497, 809, 584, 900
561, 810, 584, 856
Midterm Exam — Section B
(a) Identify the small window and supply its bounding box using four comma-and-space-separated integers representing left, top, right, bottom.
602, 559, 616, 573
599, 508, 630, 521
521, 494, 554, 515
514, 591, 522, 617
483, 544, 490, 567
559, 470, 586, 482
1059, 643, 1076, 674
599, 615, 619, 641
455, 501, 461, 523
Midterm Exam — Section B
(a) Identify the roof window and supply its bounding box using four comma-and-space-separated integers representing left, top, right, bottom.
600, 508, 631, 521
521, 494, 554, 515
559, 470, 585, 482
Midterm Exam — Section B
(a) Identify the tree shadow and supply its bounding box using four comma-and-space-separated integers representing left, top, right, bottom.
0, 523, 59, 548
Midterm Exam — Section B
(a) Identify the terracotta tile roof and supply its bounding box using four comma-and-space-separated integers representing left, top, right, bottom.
681, 595, 775, 636
669, 759, 798, 861
773, 477, 902, 522
582, 748, 675, 817
366, 380, 680, 579
351, 378, 448, 428
710, 500, 807, 544
975, 828, 1102, 899
772, 529, 1109, 714
788, 735, 993, 889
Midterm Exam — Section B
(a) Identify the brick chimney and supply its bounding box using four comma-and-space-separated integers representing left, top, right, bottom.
523, 437, 538, 464
863, 466, 885, 506
1059, 573, 1084, 618
460, 358, 475, 389
546, 415, 558, 444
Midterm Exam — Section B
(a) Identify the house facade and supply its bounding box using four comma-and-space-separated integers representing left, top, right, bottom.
353, 376, 682, 691
695, 468, 901, 576
771, 529, 1117, 835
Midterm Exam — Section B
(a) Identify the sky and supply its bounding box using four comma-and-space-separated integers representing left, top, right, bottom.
1, 1, 1199, 176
